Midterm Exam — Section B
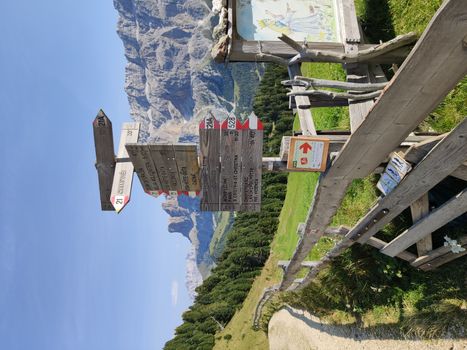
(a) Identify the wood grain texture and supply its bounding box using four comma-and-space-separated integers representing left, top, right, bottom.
283, 2, 467, 286
411, 235, 467, 267
348, 117, 467, 245
126, 144, 163, 192
381, 189, 467, 257
173, 144, 200, 191
419, 245, 467, 271
93, 110, 115, 211
220, 116, 243, 211
200, 116, 221, 211
410, 194, 432, 256
240, 115, 263, 212
341, 0, 360, 43
330, 0, 467, 180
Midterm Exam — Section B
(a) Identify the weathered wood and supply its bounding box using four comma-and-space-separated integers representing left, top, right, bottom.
419, 246, 467, 271
404, 134, 446, 163
381, 189, 467, 257
229, 40, 411, 64
240, 113, 263, 212
410, 194, 432, 256
411, 235, 467, 268
283, 77, 387, 91
288, 89, 382, 101
125, 144, 163, 192
281, 0, 467, 290
350, 117, 467, 246
220, 115, 243, 211
173, 144, 200, 192
200, 114, 221, 211
93, 110, 115, 211
110, 122, 140, 213
451, 164, 467, 182
149, 144, 182, 191
367, 237, 417, 262
341, 0, 360, 43
278, 261, 318, 269
281, 32, 417, 64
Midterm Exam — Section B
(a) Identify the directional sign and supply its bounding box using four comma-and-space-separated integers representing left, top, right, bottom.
200, 113, 221, 211
110, 122, 140, 213
220, 114, 243, 211
173, 144, 200, 191
240, 113, 263, 212
126, 144, 162, 192
286, 136, 330, 172
92, 110, 115, 211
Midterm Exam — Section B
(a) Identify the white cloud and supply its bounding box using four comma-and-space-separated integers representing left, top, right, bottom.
171, 280, 179, 306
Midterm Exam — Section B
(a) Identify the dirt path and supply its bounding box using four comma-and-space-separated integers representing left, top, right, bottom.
268, 306, 467, 350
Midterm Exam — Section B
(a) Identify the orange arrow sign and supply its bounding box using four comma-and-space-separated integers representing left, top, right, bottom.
299, 142, 312, 154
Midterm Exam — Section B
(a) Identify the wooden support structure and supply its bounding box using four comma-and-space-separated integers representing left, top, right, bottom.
280, 0, 467, 291
381, 189, 467, 257
410, 194, 432, 255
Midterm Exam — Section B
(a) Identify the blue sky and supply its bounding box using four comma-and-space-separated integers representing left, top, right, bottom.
0, 1, 191, 349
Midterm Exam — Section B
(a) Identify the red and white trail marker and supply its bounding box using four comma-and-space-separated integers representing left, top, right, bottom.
110, 122, 140, 213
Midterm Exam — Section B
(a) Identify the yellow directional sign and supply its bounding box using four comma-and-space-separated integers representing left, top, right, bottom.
286, 136, 330, 172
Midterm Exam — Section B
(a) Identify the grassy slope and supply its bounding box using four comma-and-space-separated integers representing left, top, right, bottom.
214, 1, 466, 348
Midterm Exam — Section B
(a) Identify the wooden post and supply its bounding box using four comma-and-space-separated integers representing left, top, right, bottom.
410, 194, 432, 256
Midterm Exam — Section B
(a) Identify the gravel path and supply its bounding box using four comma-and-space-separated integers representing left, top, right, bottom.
269, 306, 467, 350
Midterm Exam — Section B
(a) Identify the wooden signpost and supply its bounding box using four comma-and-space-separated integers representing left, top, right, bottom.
200, 113, 221, 211
199, 112, 264, 212
220, 115, 243, 211
110, 122, 140, 213
286, 136, 330, 172
240, 113, 263, 212
126, 143, 201, 197
92, 110, 115, 211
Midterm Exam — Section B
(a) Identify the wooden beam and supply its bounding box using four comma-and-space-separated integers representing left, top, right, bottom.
410, 194, 432, 255
381, 189, 467, 257
348, 117, 467, 247
419, 246, 467, 271
280, 0, 467, 289
451, 163, 467, 182
229, 40, 411, 64
411, 235, 467, 267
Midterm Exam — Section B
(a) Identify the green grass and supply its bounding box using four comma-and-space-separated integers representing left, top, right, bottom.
214, 1, 467, 347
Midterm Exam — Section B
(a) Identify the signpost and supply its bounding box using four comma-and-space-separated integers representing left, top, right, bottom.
92, 110, 115, 211
220, 115, 243, 211
240, 113, 263, 212
110, 122, 140, 213
286, 136, 330, 172
200, 113, 221, 211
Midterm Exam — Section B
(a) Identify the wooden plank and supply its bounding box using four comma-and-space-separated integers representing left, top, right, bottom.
228, 40, 411, 64
149, 144, 182, 191
381, 189, 467, 257
404, 134, 446, 164
220, 115, 243, 211
110, 122, 140, 213
410, 193, 432, 255
367, 237, 417, 262
351, 117, 467, 245
419, 245, 467, 271
125, 144, 163, 193
451, 163, 467, 182
92, 110, 115, 211
240, 113, 263, 212
411, 235, 467, 267
341, 0, 360, 43
199, 113, 221, 211
292, 86, 317, 135
173, 144, 200, 192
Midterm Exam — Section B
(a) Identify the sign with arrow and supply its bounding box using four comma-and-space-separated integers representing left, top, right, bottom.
287, 136, 330, 172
